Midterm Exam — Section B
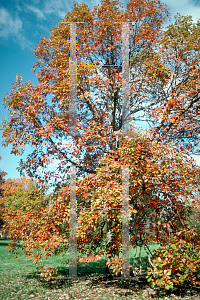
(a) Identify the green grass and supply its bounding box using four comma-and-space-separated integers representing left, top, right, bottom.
0, 239, 199, 299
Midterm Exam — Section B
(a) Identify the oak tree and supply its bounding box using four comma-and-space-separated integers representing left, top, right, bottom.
1, 0, 170, 184
1, 0, 200, 283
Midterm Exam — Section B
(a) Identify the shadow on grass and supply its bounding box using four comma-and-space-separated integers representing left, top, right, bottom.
24, 258, 200, 299
24, 259, 106, 289
0, 238, 22, 246
90, 275, 200, 299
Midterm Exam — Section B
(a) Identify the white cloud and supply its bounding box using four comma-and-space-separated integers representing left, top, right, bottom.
43, 0, 69, 18
41, 0, 98, 19
164, 0, 200, 24
0, 8, 22, 38
15, 33, 33, 50
0, 7, 33, 50
191, 154, 200, 166
26, 5, 46, 20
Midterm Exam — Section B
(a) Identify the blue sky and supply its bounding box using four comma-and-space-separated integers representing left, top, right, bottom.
0, 0, 200, 180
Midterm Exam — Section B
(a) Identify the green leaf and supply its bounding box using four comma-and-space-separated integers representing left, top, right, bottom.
150, 281, 155, 288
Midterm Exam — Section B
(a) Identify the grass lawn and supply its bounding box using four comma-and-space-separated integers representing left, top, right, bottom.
0, 239, 199, 299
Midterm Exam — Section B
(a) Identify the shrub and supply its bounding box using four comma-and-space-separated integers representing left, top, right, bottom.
146, 225, 200, 290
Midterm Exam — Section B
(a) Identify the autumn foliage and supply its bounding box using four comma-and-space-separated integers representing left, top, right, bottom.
146, 225, 200, 290
1, 176, 48, 238
1, 0, 200, 289
4, 128, 200, 283
1, 0, 171, 182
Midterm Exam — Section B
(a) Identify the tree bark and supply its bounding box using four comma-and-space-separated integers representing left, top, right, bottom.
104, 211, 121, 278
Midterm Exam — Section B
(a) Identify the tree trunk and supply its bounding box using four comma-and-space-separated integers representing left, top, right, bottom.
104, 212, 121, 278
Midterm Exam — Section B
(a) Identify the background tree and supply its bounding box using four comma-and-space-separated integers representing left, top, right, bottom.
2, 176, 48, 238
184, 196, 200, 233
